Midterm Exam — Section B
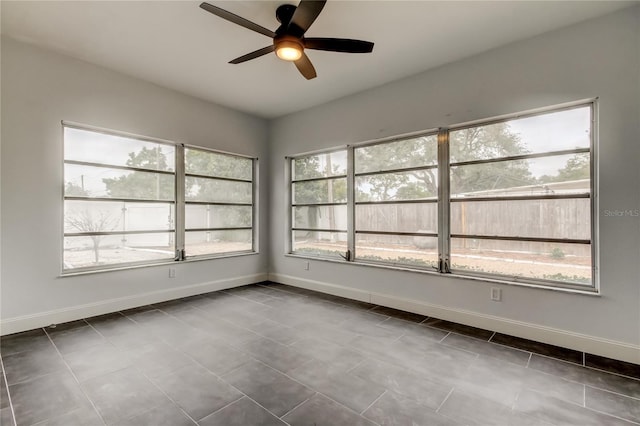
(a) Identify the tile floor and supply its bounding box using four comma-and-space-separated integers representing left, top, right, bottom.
1, 283, 639, 426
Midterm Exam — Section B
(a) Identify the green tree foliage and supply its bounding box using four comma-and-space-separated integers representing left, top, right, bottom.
64, 181, 89, 197
185, 149, 252, 205
539, 153, 590, 183
292, 154, 346, 234
449, 124, 535, 194
102, 147, 174, 200
355, 136, 437, 201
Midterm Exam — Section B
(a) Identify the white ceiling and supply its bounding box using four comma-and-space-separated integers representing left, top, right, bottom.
1, 1, 635, 119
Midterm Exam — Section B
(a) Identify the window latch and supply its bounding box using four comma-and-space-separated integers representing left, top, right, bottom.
339, 249, 352, 262
175, 249, 185, 261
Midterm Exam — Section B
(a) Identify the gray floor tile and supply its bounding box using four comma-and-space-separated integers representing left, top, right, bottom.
491, 333, 583, 364
9, 371, 87, 426
1, 407, 15, 426
4, 284, 635, 426
114, 402, 196, 426
441, 332, 531, 366
338, 316, 400, 340
0, 329, 52, 356
456, 355, 584, 406
238, 336, 312, 373
151, 364, 242, 421
284, 393, 375, 426
64, 342, 132, 382
363, 390, 460, 426
81, 367, 171, 425
585, 386, 640, 423
222, 360, 314, 417
247, 320, 303, 345
529, 354, 640, 398
176, 311, 259, 346
437, 389, 514, 425
515, 388, 633, 426
295, 322, 361, 346
289, 360, 385, 413
223, 287, 278, 304
198, 397, 285, 426
377, 317, 448, 341
127, 341, 196, 379
179, 338, 251, 376
87, 314, 158, 349
289, 337, 365, 373
350, 334, 477, 383
31, 405, 104, 426
45, 320, 88, 333
3, 345, 67, 385
1, 373, 10, 409
350, 358, 452, 409
370, 305, 427, 323
48, 325, 107, 355
422, 318, 494, 340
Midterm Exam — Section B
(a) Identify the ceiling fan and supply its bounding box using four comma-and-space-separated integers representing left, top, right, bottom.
199, 0, 374, 80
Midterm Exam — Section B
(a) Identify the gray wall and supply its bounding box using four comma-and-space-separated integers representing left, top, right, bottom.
1, 37, 269, 324
269, 7, 640, 346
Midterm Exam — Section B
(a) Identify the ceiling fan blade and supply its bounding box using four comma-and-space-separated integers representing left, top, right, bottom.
229, 45, 275, 64
305, 38, 374, 53
294, 52, 317, 80
200, 2, 276, 38
288, 0, 326, 36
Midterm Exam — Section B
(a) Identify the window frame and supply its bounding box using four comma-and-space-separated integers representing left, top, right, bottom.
287, 100, 598, 292
62, 122, 257, 275
288, 147, 349, 260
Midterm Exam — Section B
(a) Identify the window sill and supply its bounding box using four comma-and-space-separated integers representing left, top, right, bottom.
59, 250, 259, 278
284, 253, 600, 296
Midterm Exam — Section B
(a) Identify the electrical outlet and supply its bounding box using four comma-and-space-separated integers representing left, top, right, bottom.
169, 268, 176, 278
490, 287, 501, 301
304, 261, 310, 271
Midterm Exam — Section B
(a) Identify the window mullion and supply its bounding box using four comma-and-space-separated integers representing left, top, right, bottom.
175, 144, 186, 260
437, 129, 451, 273
347, 145, 355, 261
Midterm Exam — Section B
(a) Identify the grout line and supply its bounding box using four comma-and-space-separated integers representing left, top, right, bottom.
583, 385, 586, 407
197, 395, 245, 422
344, 358, 366, 375
42, 328, 109, 426
525, 352, 532, 368
584, 384, 640, 402
279, 393, 315, 419
435, 387, 455, 413
488, 331, 496, 341
360, 390, 386, 415
438, 331, 451, 343
0, 352, 18, 426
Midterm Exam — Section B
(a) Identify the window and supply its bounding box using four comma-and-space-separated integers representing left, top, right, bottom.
288, 101, 596, 291
63, 124, 256, 273
184, 148, 254, 257
290, 150, 348, 259
354, 135, 439, 268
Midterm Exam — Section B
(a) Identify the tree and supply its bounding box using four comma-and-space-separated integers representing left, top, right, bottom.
539, 154, 590, 183
65, 210, 118, 264
64, 181, 89, 197
292, 154, 346, 237
103, 147, 174, 200
449, 124, 535, 194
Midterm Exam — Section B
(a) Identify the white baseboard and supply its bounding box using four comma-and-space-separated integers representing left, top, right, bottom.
0, 273, 268, 336
269, 273, 640, 365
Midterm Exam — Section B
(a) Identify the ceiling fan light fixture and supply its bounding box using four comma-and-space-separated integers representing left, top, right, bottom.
275, 40, 303, 61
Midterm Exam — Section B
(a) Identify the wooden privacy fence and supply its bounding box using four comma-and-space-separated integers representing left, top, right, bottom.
302, 200, 591, 256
